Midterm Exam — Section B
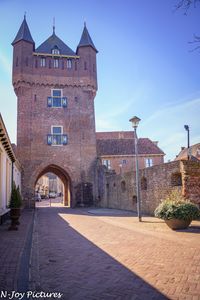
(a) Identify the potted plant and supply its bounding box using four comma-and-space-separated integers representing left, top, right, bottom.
154, 190, 200, 230
8, 183, 22, 231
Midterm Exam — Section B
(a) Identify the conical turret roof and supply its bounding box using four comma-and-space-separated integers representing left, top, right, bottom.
12, 16, 34, 45
35, 31, 76, 56
77, 23, 98, 52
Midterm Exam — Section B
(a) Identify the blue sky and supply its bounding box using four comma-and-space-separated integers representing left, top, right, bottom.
0, 0, 199, 161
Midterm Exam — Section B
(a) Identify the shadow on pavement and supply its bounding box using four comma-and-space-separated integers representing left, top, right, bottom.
32, 206, 168, 300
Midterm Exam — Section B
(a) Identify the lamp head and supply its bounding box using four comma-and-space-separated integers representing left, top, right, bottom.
184, 125, 189, 131
129, 116, 141, 129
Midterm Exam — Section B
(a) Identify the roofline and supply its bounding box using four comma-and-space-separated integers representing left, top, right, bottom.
76, 44, 98, 53
99, 154, 165, 158
12, 39, 35, 46
0, 114, 18, 163
33, 52, 79, 59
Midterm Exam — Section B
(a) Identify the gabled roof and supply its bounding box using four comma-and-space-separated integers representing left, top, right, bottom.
35, 32, 76, 56
175, 143, 200, 161
77, 23, 98, 52
12, 16, 34, 45
97, 138, 165, 156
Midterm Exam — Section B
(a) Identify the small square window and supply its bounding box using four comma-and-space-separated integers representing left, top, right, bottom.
52, 126, 62, 134
103, 159, 111, 169
145, 158, 153, 168
53, 90, 61, 97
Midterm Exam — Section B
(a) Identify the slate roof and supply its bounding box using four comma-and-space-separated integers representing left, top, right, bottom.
12, 17, 34, 45
96, 138, 165, 156
35, 32, 76, 56
77, 24, 97, 52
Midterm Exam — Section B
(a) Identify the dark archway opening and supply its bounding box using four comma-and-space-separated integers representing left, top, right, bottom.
35, 165, 71, 207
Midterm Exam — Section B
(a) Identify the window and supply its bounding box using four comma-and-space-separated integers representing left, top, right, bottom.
26, 57, 28, 66
122, 159, 127, 165
35, 59, 38, 68
52, 126, 62, 145
40, 58, 46, 67
103, 159, 111, 169
16, 57, 18, 67
54, 59, 59, 68
84, 61, 87, 70
47, 89, 67, 108
145, 158, 153, 168
52, 47, 60, 55
47, 126, 68, 146
75, 61, 77, 71
67, 59, 72, 69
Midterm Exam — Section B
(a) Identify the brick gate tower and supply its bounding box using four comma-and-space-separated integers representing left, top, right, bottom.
12, 16, 98, 207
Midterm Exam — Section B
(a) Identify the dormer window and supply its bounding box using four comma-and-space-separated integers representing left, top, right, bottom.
52, 46, 60, 55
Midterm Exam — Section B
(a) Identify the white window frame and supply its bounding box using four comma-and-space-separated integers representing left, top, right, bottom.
52, 48, 60, 55
51, 126, 63, 146
40, 57, 46, 67
145, 158, 153, 168
102, 159, 111, 169
67, 59, 72, 69
54, 58, 59, 68
51, 89, 63, 108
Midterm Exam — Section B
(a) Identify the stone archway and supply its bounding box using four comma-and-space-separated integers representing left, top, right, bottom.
35, 164, 71, 207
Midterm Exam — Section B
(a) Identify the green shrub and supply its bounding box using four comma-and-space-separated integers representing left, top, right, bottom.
154, 190, 200, 221
9, 182, 22, 208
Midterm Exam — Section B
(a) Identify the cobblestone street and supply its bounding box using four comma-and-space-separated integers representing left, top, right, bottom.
28, 200, 200, 300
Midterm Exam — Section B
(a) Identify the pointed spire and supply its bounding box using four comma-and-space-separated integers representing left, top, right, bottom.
12, 16, 34, 46
53, 17, 55, 35
77, 23, 98, 52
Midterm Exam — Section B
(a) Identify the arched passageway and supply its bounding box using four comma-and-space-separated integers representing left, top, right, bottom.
35, 165, 71, 207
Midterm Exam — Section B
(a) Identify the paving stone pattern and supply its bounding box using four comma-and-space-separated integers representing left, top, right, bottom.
0, 209, 34, 291
30, 204, 200, 300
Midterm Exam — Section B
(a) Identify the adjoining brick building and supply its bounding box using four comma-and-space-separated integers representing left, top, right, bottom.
12, 17, 98, 207
96, 131, 165, 174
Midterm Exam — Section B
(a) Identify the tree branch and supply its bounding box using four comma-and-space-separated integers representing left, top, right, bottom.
175, 0, 200, 14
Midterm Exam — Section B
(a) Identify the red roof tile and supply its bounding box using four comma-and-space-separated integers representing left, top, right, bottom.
97, 138, 164, 156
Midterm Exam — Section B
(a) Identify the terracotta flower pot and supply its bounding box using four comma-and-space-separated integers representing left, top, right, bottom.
165, 219, 192, 230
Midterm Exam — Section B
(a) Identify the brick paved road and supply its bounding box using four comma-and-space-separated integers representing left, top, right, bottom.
0, 209, 34, 291
30, 202, 200, 300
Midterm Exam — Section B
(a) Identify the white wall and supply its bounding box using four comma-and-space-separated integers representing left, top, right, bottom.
0, 143, 21, 212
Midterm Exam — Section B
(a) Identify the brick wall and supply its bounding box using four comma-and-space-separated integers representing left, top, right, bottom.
98, 160, 200, 215
13, 35, 98, 207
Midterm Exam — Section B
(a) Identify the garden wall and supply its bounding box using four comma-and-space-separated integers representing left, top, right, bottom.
98, 160, 200, 215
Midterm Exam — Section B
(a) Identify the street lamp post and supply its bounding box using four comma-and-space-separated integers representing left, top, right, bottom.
184, 125, 190, 160
129, 116, 142, 222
